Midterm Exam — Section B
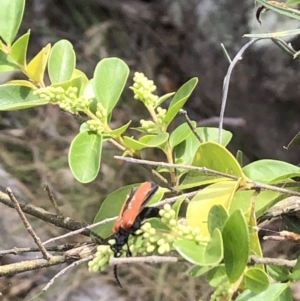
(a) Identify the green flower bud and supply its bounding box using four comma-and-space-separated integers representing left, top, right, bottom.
146, 245, 156, 253
163, 204, 171, 212
157, 238, 165, 246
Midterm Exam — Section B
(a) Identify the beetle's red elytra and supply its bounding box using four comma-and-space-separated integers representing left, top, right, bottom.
111, 181, 159, 287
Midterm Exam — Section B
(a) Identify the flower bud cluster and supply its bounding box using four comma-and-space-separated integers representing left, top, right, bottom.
129, 204, 205, 256
139, 107, 167, 133
131, 72, 159, 107
209, 282, 233, 301
95, 103, 108, 122
88, 245, 113, 273
139, 119, 158, 134
86, 119, 104, 135
155, 107, 167, 127
34, 86, 92, 113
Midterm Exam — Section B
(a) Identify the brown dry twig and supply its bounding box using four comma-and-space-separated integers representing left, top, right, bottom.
0, 243, 76, 256
6, 188, 51, 260
111, 255, 178, 265
44, 183, 63, 216
179, 109, 203, 143
250, 255, 296, 269
0, 190, 89, 235
263, 230, 300, 242
0, 255, 68, 277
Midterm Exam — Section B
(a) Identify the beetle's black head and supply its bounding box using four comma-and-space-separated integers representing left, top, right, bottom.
112, 228, 130, 257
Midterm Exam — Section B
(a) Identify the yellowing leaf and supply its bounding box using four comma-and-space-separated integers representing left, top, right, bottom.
26, 44, 51, 84
192, 142, 245, 177
7, 80, 37, 89
186, 180, 242, 236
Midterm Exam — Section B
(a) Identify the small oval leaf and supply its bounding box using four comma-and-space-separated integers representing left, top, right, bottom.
0, 0, 25, 45
93, 57, 129, 114
0, 85, 47, 110
222, 209, 249, 283
244, 267, 269, 293
48, 39, 76, 84
68, 131, 102, 183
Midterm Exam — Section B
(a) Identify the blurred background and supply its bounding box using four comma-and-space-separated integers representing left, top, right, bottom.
1, 0, 300, 300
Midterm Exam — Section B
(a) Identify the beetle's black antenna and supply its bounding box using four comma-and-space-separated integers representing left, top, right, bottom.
114, 265, 123, 288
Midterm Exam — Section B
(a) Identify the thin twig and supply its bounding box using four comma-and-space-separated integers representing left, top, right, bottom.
251, 181, 300, 197
111, 255, 178, 265
0, 255, 69, 277
6, 188, 51, 260
250, 255, 296, 268
198, 116, 246, 127
219, 38, 260, 143
179, 109, 203, 143
0, 243, 76, 256
114, 156, 238, 180
43, 193, 194, 245
114, 156, 300, 197
220, 43, 232, 63
0, 191, 89, 235
42, 217, 116, 246
263, 235, 287, 242
42, 255, 93, 292
44, 184, 63, 216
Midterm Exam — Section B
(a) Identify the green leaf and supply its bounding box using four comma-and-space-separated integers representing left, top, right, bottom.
256, 0, 300, 21
230, 190, 281, 218
27, 44, 51, 84
0, 49, 20, 71
243, 159, 300, 183
155, 92, 175, 107
48, 40, 76, 84
123, 133, 169, 151
174, 228, 223, 266
244, 267, 269, 293
206, 265, 227, 287
174, 128, 232, 168
11, 30, 30, 66
236, 150, 243, 167
172, 195, 186, 219
93, 57, 129, 114
244, 195, 263, 263
244, 28, 300, 38
179, 175, 227, 190
68, 131, 102, 183
207, 204, 229, 235
235, 283, 292, 301
222, 209, 249, 283
267, 265, 291, 282
0, 0, 25, 45
169, 122, 194, 149
196, 127, 233, 145
286, 0, 300, 5
51, 76, 83, 97
0, 85, 47, 110
72, 69, 89, 95
189, 266, 213, 278
164, 77, 198, 127
191, 141, 244, 178
108, 121, 131, 137
187, 180, 241, 236
289, 255, 300, 281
